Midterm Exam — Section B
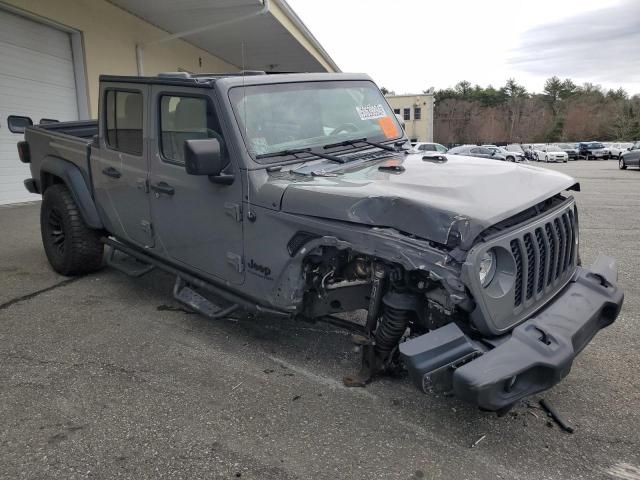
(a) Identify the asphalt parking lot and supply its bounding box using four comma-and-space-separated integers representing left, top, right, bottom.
1, 160, 639, 480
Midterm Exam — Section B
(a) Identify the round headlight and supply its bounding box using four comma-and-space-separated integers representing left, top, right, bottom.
479, 249, 497, 287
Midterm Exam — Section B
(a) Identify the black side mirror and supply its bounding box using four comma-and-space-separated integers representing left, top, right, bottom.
184, 138, 234, 184
7, 115, 33, 134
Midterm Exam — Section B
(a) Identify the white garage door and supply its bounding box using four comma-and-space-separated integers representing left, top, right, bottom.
0, 9, 79, 205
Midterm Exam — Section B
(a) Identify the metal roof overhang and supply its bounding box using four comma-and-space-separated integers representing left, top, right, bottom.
107, 0, 339, 73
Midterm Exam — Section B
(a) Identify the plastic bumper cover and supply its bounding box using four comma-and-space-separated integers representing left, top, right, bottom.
452, 254, 623, 411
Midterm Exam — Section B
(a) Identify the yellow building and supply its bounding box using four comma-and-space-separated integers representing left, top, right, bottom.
0, 0, 338, 204
385, 93, 435, 143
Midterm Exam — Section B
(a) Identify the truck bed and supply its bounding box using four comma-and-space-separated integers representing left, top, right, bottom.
25, 120, 98, 191
36, 120, 98, 139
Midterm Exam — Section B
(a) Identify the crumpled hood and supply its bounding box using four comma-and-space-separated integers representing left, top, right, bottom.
279, 153, 578, 248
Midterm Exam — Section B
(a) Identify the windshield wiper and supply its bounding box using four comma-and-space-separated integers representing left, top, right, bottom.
323, 137, 398, 153
255, 147, 346, 163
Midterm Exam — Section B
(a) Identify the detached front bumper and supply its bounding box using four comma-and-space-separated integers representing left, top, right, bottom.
454, 254, 623, 410
401, 255, 623, 411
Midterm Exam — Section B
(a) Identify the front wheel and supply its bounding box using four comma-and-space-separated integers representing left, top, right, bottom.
41, 184, 104, 276
619, 159, 627, 170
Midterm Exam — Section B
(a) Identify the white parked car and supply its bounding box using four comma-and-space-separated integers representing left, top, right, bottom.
533, 144, 568, 163
605, 143, 634, 159
410, 142, 448, 154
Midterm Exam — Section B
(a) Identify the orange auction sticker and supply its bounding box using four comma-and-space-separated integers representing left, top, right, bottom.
378, 116, 398, 139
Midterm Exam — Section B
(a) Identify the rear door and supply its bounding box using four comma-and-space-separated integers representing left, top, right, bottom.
147, 85, 244, 284
92, 83, 154, 247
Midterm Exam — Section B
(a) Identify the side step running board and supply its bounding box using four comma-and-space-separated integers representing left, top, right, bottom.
173, 277, 239, 319
102, 237, 290, 320
106, 247, 155, 277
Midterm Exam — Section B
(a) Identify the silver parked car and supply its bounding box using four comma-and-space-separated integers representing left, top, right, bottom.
447, 145, 507, 161
483, 145, 526, 162
619, 141, 640, 169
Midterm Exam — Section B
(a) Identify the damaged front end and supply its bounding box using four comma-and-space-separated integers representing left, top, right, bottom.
271, 191, 623, 412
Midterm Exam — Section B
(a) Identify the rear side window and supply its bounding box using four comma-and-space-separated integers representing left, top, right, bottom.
105, 90, 143, 155
159, 95, 224, 164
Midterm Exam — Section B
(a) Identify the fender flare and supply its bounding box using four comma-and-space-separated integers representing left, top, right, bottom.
41, 156, 104, 229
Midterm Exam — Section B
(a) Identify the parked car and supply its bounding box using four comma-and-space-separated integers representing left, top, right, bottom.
447, 145, 507, 161
619, 141, 640, 169
410, 142, 448, 154
505, 144, 524, 154
522, 144, 536, 161
533, 145, 569, 163
11, 71, 623, 413
577, 141, 608, 160
555, 143, 579, 160
606, 142, 634, 159
483, 145, 526, 162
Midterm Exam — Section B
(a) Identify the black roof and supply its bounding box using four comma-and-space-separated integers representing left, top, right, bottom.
99, 70, 267, 88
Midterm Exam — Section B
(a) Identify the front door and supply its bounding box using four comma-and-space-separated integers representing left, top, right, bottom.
92, 84, 154, 247
147, 86, 244, 284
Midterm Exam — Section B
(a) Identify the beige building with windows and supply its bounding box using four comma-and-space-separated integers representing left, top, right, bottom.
385, 93, 435, 143
0, 0, 338, 204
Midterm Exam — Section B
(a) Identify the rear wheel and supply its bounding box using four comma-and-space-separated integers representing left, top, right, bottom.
619, 158, 627, 170
41, 184, 104, 276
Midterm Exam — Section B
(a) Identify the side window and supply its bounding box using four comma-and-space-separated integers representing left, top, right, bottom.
420, 144, 436, 151
436, 144, 447, 152
160, 95, 224, 164
105, 90, 143, 156
470, 147, 482, 154
414, 107, 421, 120
403, 108, 411, 121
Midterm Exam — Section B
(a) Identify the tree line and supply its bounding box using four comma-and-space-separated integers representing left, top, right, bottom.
429, 78, 640, 144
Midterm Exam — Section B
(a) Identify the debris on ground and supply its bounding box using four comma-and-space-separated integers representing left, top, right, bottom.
471, 434, 487, 448
539, 399, 575, 433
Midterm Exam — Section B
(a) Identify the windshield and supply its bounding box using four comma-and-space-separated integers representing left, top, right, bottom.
546, 146, 562, 152
228, 81, 403, 163
587, 142, 605, 149
506, 145, 523, 152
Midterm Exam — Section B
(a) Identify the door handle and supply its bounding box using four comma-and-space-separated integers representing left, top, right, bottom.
150, 181, 175, 196
102, 166, 121, 179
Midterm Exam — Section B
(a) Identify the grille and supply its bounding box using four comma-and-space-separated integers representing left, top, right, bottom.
510, 208, 577, 309
464, 198, 581, 334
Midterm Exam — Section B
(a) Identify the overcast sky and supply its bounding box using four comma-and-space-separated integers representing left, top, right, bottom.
287, 0, 640, 95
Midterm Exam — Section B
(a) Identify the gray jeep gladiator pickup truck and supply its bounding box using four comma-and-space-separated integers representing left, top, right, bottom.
15, 71, 623, 412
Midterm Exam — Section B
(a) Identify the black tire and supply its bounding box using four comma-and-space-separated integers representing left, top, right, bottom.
41, 184, 104, 276
619, 158, 627, 170
507, 156, 514, 162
